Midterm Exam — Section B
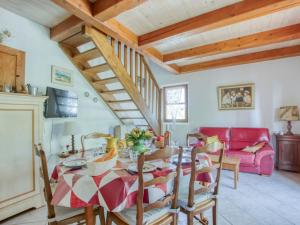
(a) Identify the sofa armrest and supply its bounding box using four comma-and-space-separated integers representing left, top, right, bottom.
254, 143, 274, 166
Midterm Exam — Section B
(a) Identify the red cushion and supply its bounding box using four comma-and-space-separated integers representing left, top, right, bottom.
226, 150, 255, 165
199, 127, 230, 150
230, 128, 270, 150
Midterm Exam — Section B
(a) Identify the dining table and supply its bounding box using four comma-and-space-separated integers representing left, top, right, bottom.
49, 148, 213, 225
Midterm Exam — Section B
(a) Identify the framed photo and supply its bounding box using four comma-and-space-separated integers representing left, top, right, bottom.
51, 65, 74, 86
218, 83, 255, 110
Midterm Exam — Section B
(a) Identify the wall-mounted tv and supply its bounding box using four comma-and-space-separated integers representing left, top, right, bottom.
44, 87, 78, 118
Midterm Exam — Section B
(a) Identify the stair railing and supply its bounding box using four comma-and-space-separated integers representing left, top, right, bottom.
108, 36, 161, 127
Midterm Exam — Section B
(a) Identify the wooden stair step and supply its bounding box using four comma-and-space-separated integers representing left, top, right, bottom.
108, 99, 133, 103
61, 32, 91, 47
100, 89, 126, 94
93, 77, 119, 85
120, 117, 144, 120
73, 48, 102, 62
84, 63, 111, 74
114, 109, 139, 112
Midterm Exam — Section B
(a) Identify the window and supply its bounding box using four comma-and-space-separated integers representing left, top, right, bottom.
163, 84, 188, 122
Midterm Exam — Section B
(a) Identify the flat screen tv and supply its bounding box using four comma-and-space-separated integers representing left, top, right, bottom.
44, 87, 78, 118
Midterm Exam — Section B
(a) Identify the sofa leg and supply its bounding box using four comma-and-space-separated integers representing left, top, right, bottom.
260, 174, 271, 177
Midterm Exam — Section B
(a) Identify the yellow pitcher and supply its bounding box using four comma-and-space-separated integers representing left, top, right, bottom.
105, 136, 118, 153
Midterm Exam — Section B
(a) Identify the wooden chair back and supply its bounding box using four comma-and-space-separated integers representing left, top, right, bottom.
81, 132, 112, 157
187, 144, 225, 208
164, 131, 171, 147
34, 144, 56, 219
186, 132, 206, 146
136, 147, 183, 225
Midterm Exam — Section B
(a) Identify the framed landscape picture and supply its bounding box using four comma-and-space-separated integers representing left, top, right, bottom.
218, 83, 255, 110
51, 65, 74, 86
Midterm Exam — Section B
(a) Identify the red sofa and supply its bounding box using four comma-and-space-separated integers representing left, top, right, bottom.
198, 127, 275, 176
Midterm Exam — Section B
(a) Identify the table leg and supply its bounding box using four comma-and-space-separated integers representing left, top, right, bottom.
85, 206, 95, 225
234, 166, 238, 189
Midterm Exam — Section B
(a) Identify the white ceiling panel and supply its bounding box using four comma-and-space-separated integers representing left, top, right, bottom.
156, 6, 300, 53
116, 0, 241, 35
0, 0, 70, 27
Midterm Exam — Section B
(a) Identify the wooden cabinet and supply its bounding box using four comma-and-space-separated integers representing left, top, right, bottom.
0, 44, 25, 92
275, 134, 300, 172
0, 93, 47, 221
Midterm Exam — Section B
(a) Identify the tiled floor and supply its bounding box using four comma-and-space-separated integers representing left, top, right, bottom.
1, 170, 300, 225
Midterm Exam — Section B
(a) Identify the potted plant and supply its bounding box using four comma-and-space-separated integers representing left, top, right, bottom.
0, 29, 11, 43
126, 128, 153, 160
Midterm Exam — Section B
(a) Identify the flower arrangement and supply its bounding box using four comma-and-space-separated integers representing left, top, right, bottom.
118, 139, 127, 150
0, 29, 11, 43
126, 128, 153, 153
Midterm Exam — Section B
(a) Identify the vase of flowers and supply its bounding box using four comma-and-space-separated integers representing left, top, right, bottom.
126, 128, 153, 161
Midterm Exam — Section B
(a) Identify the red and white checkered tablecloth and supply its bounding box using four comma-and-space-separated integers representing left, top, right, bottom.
50, 154, 212, 212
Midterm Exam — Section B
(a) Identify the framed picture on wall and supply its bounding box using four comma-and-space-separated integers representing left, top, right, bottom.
51, 65, 74, 86
218, 83, 255, 110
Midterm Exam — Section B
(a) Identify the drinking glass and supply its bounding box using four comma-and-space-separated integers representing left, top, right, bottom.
3, 84, 12, 93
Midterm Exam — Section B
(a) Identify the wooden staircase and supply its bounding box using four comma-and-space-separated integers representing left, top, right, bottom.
59, 26, 161, 134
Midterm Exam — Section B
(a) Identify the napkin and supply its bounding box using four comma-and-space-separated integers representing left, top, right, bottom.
94, 148, 118, 162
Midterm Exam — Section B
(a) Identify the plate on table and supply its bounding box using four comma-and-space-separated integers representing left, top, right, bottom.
63, 159, 87, 169
128, 163, 156, 173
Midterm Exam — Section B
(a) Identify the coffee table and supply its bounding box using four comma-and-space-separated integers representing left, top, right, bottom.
209, 155, 240, 189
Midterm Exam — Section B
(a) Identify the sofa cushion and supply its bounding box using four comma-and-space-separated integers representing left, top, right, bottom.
226, 150, 255, 165
199, 127, 230, 150
230, 128, 270, 150
242, 141, 266, 153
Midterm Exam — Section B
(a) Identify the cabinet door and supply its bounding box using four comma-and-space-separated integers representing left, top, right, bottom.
278, 141, 300, 171
297, 143, 300, 172
0, 104, 39, 208
0, 45, 25, 92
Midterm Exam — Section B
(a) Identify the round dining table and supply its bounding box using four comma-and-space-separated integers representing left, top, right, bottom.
50, 150, 213, 225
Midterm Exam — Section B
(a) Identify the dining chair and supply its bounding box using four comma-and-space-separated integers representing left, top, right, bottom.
164, 130, 171, 147
179, 145, 225, 225
106, 147, 183, 225
81, 132, 112, 157
34, 144, 106, 225
186, 133, 206, 146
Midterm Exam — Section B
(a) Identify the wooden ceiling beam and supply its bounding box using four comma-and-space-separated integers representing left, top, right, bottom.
138, 0, 300, 47
51, 0, 179, 74
93, 0, 147, 21
179, 45, 300, 74
104, 19, 179, 73
51, 0, 145, 41
52, 0, 118, 40
164, 23, 300, 63
50, 15, 84, 41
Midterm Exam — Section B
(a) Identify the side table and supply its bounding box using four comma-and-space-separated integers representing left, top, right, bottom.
209, 155, 240, 189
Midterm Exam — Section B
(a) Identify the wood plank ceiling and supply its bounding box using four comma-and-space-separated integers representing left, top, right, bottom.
3, 0, 300, 74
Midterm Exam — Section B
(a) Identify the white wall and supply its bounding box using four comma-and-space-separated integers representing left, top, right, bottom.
0, 8, 120, 154
148, 56, 300, 145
